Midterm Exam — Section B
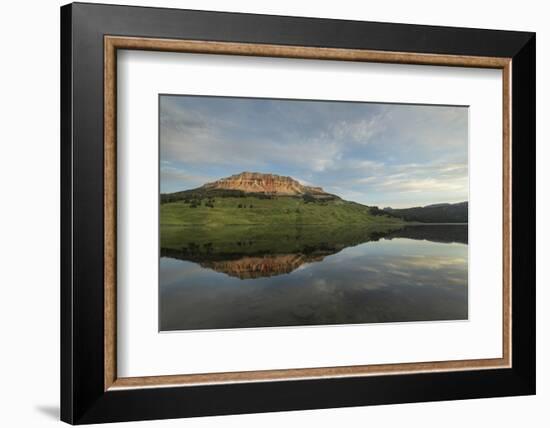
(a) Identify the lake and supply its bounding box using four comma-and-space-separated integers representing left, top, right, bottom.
159, 224, 468, 331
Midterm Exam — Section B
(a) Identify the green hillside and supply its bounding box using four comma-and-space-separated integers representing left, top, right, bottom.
384, 202, 468, 223
160, 194, 403, 227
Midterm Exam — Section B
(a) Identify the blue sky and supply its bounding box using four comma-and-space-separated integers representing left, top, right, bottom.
160, 95, 468, 208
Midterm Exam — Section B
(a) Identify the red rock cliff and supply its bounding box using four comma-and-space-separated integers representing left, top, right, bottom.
201, 253, 325, 279
202, 172, 328, 196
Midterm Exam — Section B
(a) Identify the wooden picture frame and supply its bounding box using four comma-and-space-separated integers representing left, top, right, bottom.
61, 2, 535, 424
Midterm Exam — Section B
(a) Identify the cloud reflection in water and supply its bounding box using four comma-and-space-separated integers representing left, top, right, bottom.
160, 226, 468, 331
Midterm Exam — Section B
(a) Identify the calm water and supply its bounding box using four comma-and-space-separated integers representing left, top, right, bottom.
159, 225, 468, 331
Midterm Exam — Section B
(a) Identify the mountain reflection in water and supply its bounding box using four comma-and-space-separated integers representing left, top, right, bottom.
161, 224, 466, 280
160, 224, 468, 331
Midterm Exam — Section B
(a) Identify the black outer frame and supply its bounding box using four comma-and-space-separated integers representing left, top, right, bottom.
60, 2, 535, 424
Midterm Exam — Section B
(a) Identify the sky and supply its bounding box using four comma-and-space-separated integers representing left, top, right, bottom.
160, 95, 468, 208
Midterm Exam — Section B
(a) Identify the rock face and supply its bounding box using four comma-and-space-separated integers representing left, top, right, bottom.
202, 171, 329, 196
201, 253, 325, 279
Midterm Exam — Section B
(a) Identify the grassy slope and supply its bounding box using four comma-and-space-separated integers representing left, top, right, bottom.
161, 196, 403, 227
160, 196, 406, 259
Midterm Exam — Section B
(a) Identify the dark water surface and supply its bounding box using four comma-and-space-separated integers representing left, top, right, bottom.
160, 225, 468, 331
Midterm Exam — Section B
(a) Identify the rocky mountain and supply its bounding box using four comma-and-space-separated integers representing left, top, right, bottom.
201, 172, 331, 197
161, 171, 341, 204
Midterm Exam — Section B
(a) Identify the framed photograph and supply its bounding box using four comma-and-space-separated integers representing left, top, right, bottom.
61, 2, 535, 424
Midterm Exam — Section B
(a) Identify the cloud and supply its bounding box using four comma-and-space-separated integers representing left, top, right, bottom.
160, 166, 216, 193
362, 162, 468, 193
159, 95, 468, 207
329, 114, 386, 144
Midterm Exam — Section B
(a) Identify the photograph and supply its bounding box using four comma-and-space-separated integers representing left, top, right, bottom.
159, 95, 469, 331
55, 2, 537, 424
